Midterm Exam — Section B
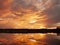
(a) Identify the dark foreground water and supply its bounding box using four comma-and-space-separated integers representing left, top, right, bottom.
0, 33, 60, 45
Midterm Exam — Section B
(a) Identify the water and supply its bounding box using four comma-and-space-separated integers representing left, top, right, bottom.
0, 33, 60, 45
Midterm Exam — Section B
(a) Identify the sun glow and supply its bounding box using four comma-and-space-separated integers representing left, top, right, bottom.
0, 0, 56, 29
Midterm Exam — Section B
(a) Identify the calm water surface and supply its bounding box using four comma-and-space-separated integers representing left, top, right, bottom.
0, 33, 60, 45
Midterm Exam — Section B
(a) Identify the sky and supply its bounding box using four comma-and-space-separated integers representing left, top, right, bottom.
0, 0, 60, 29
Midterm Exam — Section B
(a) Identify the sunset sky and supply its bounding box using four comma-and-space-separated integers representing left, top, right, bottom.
0, 0, 60, 29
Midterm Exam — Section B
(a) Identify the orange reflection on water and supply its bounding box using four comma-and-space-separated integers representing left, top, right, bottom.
0, 33, 58, 45
13, 33, 46, 42
12, 33, 47, 45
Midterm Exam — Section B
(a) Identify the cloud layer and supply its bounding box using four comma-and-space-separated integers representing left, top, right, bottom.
0, 0, 60, 28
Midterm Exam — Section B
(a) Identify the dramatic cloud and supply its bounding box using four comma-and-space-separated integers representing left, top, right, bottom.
44, 0, 60, 27
0, 0, 60, 29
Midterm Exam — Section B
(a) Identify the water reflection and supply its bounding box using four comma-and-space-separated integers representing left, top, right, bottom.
0, 33, 60, 45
